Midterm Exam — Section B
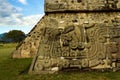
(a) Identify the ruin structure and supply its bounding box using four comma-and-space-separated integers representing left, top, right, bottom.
12, 0, 120, 73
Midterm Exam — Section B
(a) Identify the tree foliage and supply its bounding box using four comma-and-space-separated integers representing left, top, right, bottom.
4, 30, 26, 43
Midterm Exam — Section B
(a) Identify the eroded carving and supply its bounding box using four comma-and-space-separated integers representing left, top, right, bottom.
11, 0, 120, 73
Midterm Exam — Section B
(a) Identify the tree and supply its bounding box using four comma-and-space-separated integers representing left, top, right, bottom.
4, 30, 26, 43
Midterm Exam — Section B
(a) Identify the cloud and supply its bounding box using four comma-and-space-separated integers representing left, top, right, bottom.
22, 14, 44, 26
0, 0, 17, 17
0, 13, 44, 27
0, 0, 20, 25
13, 14, 44, 27
0, 0, 44, 27
18, 0, 27, 5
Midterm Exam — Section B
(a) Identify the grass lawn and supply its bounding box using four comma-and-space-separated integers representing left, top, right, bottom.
0, 43, 120, 80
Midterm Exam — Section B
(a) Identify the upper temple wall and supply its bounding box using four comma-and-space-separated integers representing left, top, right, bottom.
45, 0, 120, 12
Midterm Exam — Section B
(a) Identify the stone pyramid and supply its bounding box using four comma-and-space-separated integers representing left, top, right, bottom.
12, 16, 45, 58
13, 0, 120, 74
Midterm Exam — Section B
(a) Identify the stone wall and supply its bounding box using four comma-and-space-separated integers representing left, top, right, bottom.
12, 0, 120, 60
45, 0, 120, 12
29, 12, 120, 73
12, 16, 46, 58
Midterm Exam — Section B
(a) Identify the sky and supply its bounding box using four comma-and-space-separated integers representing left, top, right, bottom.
0, 0, 44, 34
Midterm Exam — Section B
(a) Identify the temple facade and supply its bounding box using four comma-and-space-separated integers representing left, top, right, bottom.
12, 0, 120, 74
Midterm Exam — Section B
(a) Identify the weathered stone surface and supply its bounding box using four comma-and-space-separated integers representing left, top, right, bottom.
45, 0, 120, 12
12, 17, 46, 58
29, 12, 120, 74
12, 0, 120, 73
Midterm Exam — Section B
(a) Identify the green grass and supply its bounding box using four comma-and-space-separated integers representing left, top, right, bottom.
0, 43, 120, 80
0, 43, 17, 62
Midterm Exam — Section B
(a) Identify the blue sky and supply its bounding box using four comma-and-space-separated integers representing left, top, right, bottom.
0, 0, 44, 34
